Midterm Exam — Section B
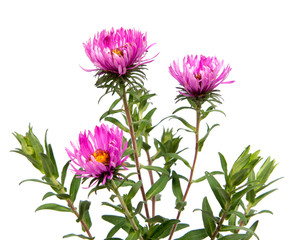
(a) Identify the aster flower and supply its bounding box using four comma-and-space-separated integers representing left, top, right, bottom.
65, 124, 128, 186
83, 27, 156, 76
169, 55, 233, 104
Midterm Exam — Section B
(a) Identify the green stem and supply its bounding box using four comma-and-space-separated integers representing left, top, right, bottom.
111, 181, 143, 240
122, 90, 150, 220
168, 108, 201, 240
144, 134, 155, 217
51, 178, 93, 239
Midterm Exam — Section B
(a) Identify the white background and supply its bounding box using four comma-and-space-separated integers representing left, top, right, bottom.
1, 0, 301, 239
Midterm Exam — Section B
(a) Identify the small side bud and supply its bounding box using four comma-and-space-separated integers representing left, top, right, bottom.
12, 125, 45, 173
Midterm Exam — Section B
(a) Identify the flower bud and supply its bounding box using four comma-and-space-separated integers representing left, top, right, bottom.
228, 146, 262, 189
161, 128, 182, 155
12, 125, 44, 173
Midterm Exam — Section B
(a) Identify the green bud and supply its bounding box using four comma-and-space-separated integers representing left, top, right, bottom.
161, 128, 182, 154
12, 125, 45, 173
161, 128, 174, 144
256, 157, 277, 188
13, 132, 35, 156
228, 146, 262, 189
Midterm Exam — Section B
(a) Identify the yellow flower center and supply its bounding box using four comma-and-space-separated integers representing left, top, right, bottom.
111, 48, 123, 57
92, 149, 110, 165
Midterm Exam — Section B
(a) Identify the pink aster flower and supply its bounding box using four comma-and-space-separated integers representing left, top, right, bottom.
169, 55, 234, 99
65, 124, 128, 185
83, 27, 156, 76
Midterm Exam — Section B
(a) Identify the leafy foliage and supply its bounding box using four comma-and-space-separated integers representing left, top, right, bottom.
11, 62, 280, 240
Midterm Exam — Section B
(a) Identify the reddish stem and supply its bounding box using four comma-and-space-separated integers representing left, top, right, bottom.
168, 109, 201, 240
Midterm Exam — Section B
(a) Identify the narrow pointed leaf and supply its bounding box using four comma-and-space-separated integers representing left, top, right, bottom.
104, 117, 129, 133
125, 181, 141, 205
42, 192, 56, 200
172, 171, 183, 202
220, 226, 259, 240
150, 219, 180, 239
40, 153, 58, 178
35, 203, 71, 212
206, 172, 229, 210
169, 115, 196, 131
140, 165, 169, 175
202, 197, 216, 237
163, 153, 191, 169
69, 175, 81, 203
175, 229, 208, 240
63, 233, 94, 239
218, 234, 246, 240
61, 160, 70, 187
19, 178, 55, 187
146, 174, 170, 200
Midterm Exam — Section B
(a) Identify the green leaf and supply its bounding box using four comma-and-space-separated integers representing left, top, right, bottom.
106, 220, 127, 239
11, 149, 43, 173
76, 201, 91, 223
192, 171, 223, 183
219, 152, 228, 182
220, 225, 259, 240
125, 181, 141, 205
254, 177, 282, 194
100, 98, 122, 120
40, 153, 58, 179
135, 108, 157, 137
42, 192, 56, 200
169, 115, 196, 131
175, 229, 208, 240
172, 106, 193, 114
63, 233, 94, 239
140, 165, 169, 175
163, 153, 191, 169
206, 172, 229, 210
69, 175, 81, 203
134, 201, 144, 216
56, 193, 71, 200
44, 130, 59, 178
202, 197, 216, 237
172, 171, 183, 202
198, 124, 219, 151
150, 219, 180, 239
218, 234, 246, 240
242, 221, 258, 240
229, 168, 252, 187
247, 210, 273, 218
35, 203, 71, 212
19, 178, 55, 187
105, 117, 129, 133
146, 215, 167, 224
252, 189, 278, 207
61, 161, 70, 187
227, 211, 248, 225
230, 186, 257, 211
256, 157, 277, 185
146, 174, 170, 200
126, 230, 141, 240
102, 202, 123, 213
102, 215, 131, 233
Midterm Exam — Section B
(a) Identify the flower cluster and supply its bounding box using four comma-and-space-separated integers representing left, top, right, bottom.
169, 55, 233, 103
83, 27, 155, 76
65, 124, 128, 185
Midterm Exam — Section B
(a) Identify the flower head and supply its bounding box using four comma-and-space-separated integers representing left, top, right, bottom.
66, 124, 128, 186
169, 55, 233, 103
83, 27, 155, 76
